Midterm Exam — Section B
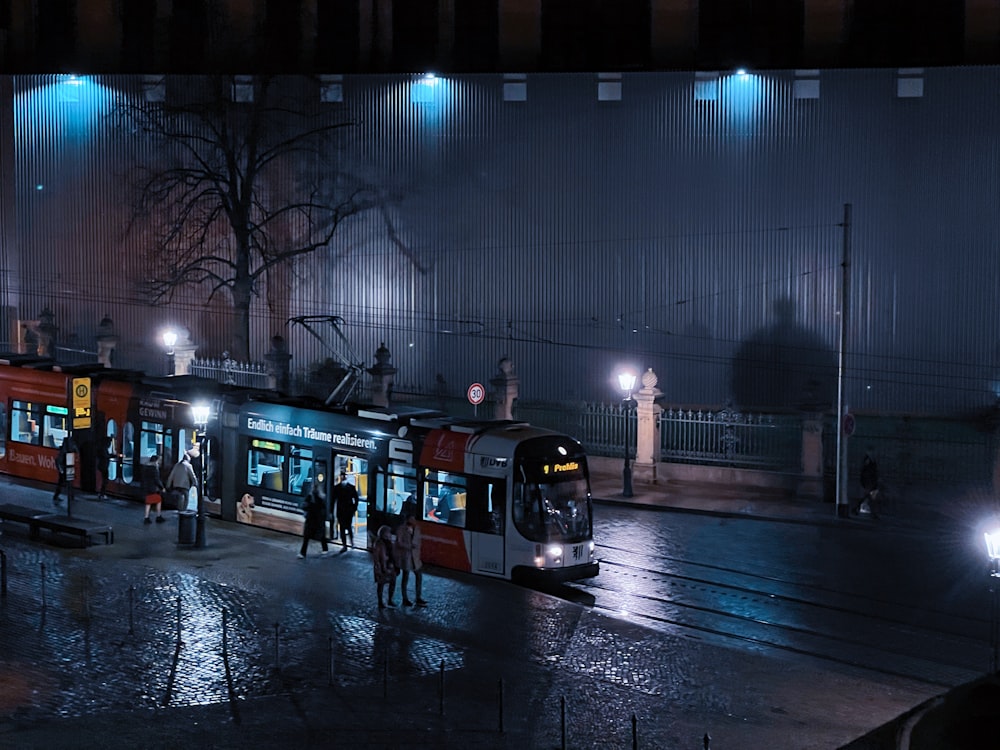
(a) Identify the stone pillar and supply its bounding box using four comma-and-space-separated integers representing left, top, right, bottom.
798, 413, 825, 499
490, 357, 519, 420
264, 335, 292, 392
171, 328, 197, 376
95, 315, 118, 367
633, 368, 663, 483
367, 342, 396, 407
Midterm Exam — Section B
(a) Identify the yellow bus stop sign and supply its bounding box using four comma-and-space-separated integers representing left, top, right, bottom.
72, 377, 92, 429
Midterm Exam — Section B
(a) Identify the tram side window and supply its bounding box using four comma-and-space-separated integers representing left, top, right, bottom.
0, 403, 6, 457
463, 477, 505, 535
122, 422, 136, 484
106, 420, 119, 482
423, 469, 467, 527
248, 439, 285, 491
376, 463, 417, 515
42, 405, 69, 448
288, 447, 314, 495
11, 400, 42, 445
140, 420, 171, 464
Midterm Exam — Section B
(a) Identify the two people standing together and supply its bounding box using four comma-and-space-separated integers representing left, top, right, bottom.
373, 507, 427, 609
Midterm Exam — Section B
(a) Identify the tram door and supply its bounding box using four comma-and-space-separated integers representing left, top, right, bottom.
470, 478, 505, 576
331, 453, 369, 549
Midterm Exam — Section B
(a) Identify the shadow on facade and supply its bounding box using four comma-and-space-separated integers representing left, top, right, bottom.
730, 297, 836, 410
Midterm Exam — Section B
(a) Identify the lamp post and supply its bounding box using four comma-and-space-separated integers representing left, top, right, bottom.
986, 528, 1000, 673
192, 403, 211, 549
162, 329, 178, 376
618, 371, 637, 498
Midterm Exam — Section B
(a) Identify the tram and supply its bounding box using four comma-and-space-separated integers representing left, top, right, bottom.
0, 357, 599, 582
215, 398, 599, 582
0, 355, 232, 504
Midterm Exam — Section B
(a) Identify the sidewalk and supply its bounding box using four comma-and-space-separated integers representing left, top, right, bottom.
590, 455, 857, 525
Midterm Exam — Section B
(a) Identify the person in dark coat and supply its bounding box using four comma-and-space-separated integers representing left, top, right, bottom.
52, 437, 70, 505
394, 512, 427, 607
332, 471, 359, 550
853, 451, 880, 518
140, 452, 166, 524
298, 479, 330, 558
372, 525, 398, 609
96, 435, 115, 500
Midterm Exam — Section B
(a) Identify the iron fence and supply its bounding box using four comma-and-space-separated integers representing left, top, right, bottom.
191, 356, 272, 389
660, 406, 802, 471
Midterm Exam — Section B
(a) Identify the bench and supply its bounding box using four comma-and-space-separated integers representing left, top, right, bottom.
0, 503, 114, 547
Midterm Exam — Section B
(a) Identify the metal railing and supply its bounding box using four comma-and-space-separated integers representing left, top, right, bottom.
660, 406, 801, 471
191, 355, 272, 389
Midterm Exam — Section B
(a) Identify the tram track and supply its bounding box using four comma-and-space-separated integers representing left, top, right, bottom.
564, 545, 986, 688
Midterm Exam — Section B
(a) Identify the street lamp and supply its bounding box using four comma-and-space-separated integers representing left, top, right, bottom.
192, 403, 211, 549
986, 528, 1000, 673
618, 371, 637, 498
162, 329, 178, 376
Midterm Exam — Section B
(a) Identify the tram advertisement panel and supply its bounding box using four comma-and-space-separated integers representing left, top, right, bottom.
230, 402, 386, 535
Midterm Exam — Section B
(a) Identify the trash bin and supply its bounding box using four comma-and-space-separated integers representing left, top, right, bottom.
177, 510, 197, 545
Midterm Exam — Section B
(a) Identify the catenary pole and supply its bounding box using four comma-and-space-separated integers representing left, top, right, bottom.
835, 203, 852, 518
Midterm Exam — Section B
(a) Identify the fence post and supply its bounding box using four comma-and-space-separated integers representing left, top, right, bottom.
128, 585, 135, 635
498, 677, 504, 733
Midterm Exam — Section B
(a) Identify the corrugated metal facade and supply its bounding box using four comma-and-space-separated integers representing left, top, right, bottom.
2, 68, 999, 414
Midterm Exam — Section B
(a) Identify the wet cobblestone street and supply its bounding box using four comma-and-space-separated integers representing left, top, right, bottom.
0, 479, 952, 748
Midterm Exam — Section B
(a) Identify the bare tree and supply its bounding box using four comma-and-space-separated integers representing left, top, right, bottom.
117, 74, 419, 361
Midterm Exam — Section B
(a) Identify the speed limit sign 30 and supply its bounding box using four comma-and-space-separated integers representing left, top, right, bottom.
467, 382, 486, 405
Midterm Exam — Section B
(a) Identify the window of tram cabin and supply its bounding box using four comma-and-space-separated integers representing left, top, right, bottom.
0, 402, 6, 457
513, 460, 590, 543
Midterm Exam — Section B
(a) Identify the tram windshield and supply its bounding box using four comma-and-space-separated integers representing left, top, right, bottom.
513, 459, 591, 543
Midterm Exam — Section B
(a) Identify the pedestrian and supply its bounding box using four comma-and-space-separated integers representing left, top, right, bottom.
166, 451, 198, 510
298, 478, 330, 558
332, 470, 359, 550
96, 434, 115, 500
52, 436, 71, 505
373, 525, 398, 609
394, 511, 427, 607
853, 451, 880, 518
141, 452, 166, 524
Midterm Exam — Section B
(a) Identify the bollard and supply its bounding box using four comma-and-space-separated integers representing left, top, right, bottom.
328, 636, 335, 686
128, 585, 135, 635
1, 549, 6, 597
703, 732, 711, 749
273, 622, 280, 671
382, 654, 388, 698
561, 695, 566, 750
498, 677, 504, 733
632, 713, 638, 750
439, 659, 445, 715
41, 562, 46, 610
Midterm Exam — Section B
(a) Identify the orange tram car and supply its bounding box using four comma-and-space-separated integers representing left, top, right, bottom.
0, 355, 599, 583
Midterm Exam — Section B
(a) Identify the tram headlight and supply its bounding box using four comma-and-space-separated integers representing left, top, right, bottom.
589, 540, 596, 559
547, 544, 563, 562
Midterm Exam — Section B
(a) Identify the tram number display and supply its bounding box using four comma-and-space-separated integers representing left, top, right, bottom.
467, 382, 486, 405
